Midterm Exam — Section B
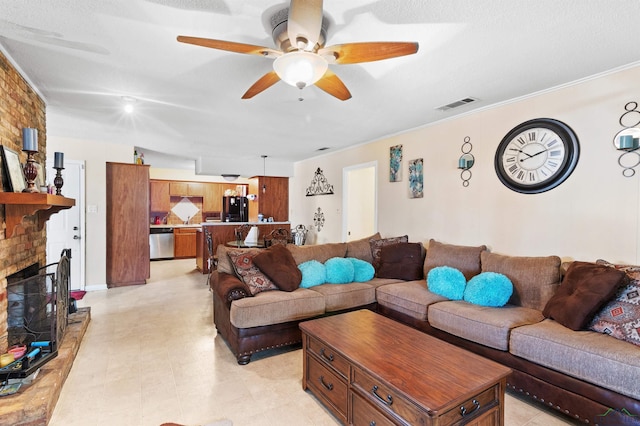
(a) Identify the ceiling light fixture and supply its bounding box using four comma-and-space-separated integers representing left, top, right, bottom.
221, 174, 240, 181
122, 96, 136, 113
273, 51, 328, 89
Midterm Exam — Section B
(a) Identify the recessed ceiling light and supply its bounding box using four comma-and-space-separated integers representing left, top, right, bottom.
122, 96, 136, 113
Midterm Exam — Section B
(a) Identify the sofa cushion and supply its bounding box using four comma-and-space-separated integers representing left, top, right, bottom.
325, 257, 355, 284
299, 260, 326, 288
345, 232, 381, 263
308, 282, 376, 312
424, 240, 486, 281
427, 266, 466, 300
287, 242, 347, 265
480, 252, 561, 311
464, 272, 513, 307
376, 280, 448, 321
369, 235, 408, 270
252, 244, 302, 292
428, 301, 545, 351
349, 258, 375, 282
510, 319, 640, 399
227, 249, 278, 295
543, 261, 626, 331
230, 288, 326, 328
376, 242, 424, 280
216, 244, 257, 275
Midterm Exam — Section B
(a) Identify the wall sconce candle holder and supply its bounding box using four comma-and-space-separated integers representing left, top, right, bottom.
613, 102, 640, 177
458, 136, 474, 187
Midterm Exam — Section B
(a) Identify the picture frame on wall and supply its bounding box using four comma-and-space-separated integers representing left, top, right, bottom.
1, 146, 26, 192
389, 144, 402, 182
408, 158, 424, 198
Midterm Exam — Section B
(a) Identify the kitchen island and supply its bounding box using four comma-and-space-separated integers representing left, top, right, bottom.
196, 221, 291, 274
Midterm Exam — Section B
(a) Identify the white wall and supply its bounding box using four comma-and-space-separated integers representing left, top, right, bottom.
47, 137, 131, 288
291, 65, 640, 264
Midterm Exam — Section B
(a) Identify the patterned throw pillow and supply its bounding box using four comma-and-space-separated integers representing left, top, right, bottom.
227, 249, 278, 295
590, 260, 640, 346
369, 235, 408, 271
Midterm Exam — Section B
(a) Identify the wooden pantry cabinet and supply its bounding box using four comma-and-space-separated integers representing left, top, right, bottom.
106, 162, 150, 287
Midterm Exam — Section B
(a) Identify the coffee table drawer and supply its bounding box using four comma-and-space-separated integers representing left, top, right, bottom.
439, 385, 499, 425
351, 391, 397, 426
352, 367, 426, 425
307, 336, 350, 378
307, 355, 348, 418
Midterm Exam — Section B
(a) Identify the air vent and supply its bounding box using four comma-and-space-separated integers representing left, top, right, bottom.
436, 97, 478, 111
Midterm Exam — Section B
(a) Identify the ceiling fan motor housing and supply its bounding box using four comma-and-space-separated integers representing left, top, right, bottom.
270, 7, 329, 52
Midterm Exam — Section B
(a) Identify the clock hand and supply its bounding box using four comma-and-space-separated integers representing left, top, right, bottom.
509, 148, 534, 158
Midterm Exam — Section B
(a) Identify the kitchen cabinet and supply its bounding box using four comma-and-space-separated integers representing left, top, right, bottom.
203, 183, 222, 212
248, 176, 289, 222
150, 180, 170, 212
174, 227, 198, 258
169, 182, 204, 196
106, 162, 150, 287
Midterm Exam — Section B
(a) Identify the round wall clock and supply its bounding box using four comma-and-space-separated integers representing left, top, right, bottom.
494, 118, 580, 194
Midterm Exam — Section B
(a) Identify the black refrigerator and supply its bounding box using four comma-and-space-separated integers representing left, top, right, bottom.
222, 196, 248, 222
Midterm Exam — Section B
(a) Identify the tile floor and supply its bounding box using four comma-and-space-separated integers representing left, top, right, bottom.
50, 259, 578, 426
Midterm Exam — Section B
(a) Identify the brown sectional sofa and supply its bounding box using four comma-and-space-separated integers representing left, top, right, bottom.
210, 237, 640, 425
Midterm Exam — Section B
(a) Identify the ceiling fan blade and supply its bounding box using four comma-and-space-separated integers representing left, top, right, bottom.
314, 69, 352, 101
177, 35, 281, 58
241, 71, 281, 99
320, 42, 418, 64
287, 0, 323, 51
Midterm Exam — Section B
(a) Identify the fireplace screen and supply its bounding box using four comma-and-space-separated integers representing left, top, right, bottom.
1, 249, 70, 381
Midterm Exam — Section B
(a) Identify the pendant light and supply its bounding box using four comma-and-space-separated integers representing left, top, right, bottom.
261, 155, 267, 194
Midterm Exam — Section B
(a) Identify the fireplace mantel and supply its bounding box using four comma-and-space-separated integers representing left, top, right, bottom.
0, 193, 75, 237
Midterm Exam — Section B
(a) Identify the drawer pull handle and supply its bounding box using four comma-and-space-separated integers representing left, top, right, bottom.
369, 422, 376, 426
372, 385, 393, 406
460, 399, 480, 417
319, 375, 333, 391
319, 348, 334, 362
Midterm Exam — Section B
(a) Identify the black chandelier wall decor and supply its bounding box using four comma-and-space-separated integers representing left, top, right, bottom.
313, 207, 325, 232
306, 167, 334, 196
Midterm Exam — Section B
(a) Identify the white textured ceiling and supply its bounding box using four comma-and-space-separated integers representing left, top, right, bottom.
1, 0, 639, 176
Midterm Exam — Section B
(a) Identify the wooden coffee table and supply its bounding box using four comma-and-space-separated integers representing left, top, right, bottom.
300, 310, 512, 426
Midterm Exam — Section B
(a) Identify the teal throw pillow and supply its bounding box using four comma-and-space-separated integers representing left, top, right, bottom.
325, 257, 355, 284
427, 266, 466, 300
348, 258, 375, 282
464, 272, 513, 307
298, 260, 326, 288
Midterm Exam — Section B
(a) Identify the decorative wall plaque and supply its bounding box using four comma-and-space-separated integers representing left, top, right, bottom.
408, 158, 424, 198
306, 167, 334, 196
390, 144, 402, 182
313, 207, 325, 232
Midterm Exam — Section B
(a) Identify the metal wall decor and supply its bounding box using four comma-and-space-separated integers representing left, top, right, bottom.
408, 158, 424, 198
612, 101, 640, 177
313, 207, 325, 232
458, 136, 474, 187
390, 144, 402, 182
306, 167, 334, 196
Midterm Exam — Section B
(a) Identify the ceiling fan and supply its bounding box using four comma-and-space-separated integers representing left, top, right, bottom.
177, 0, 419, 101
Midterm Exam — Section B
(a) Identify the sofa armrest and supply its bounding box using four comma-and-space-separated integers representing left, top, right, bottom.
211, 270, 251, 302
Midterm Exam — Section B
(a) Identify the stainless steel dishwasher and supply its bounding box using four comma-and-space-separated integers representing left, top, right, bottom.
149, 227, 174, 259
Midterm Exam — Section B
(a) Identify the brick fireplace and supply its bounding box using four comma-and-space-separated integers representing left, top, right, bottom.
0, 50, 48, 354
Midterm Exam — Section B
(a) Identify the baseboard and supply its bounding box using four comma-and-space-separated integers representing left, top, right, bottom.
84, 283, 108, 291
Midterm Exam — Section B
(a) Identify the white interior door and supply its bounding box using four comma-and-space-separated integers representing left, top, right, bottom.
46, 160, 85, 291
343, 162, 377, 241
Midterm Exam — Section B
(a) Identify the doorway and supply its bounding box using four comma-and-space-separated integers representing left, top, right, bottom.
46, 160, 85, 291
343, 161, 377, 241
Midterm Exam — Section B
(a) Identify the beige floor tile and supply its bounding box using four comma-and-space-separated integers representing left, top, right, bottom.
49, 258, 581, 426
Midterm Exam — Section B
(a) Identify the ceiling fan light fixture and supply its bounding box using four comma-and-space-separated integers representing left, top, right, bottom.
273, 51, 327, 88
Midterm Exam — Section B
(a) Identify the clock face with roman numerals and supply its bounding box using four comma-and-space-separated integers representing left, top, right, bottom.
495, 118, 580, 194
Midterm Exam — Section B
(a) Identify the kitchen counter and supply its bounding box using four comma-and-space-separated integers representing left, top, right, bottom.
150, 224, 202, 229
201, 221, 290, 226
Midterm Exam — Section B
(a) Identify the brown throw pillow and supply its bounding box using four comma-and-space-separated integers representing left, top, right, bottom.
424, 239, 486, 281
252, 244, 302, 292
543, 261, 627, 331
376, 243, 424, 280
227, 249, 278, 295
369, 235, 408, 270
